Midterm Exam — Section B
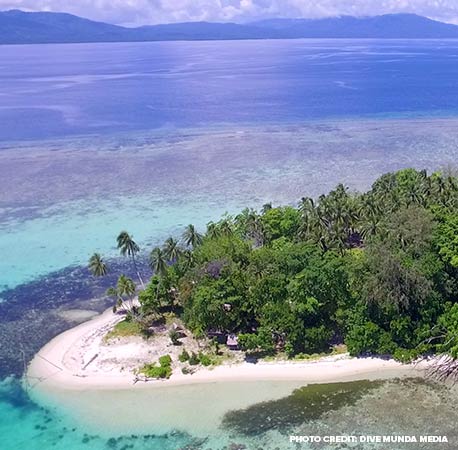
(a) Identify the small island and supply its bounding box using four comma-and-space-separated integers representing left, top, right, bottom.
28, 168, 458, 388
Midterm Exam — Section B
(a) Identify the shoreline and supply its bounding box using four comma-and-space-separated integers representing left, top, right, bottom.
26, 308, 423, 392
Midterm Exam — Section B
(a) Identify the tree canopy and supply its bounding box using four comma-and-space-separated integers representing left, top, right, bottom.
97, 169, 458, 364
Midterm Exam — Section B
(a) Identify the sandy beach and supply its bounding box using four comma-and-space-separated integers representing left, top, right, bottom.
26, 308, 422, 392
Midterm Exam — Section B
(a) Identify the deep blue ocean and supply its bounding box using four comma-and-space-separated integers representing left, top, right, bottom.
1, 39, 458, 141
3, 39, 458, 450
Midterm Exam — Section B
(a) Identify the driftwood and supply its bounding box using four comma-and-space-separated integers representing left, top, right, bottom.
133, 374, 149, 384
424, 355, 458, 383
82, 353, 98, 370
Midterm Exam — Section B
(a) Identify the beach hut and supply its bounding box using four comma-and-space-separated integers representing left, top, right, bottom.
226, 334, 239, 350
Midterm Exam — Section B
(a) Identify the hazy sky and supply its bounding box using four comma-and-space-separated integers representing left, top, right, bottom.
2, 0, 458, 26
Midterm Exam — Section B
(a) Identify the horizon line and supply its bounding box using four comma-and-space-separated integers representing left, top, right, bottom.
2, 9, 456, 28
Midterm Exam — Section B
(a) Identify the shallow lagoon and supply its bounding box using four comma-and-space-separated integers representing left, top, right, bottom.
3, 377, 458, 450
3, 119, 458, 293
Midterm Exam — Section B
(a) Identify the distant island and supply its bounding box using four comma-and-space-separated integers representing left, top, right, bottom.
3, 11, 458, 45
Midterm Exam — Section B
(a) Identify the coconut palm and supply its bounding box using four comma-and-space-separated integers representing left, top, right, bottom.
181, 249, 195, 269
406, 184, 426, 207
116, 231, 144, 288
182, 224, 203, 248
357, 197, 381, 241
107, 275, 137, 316
117, 274, 136, 298
443, 176, 458, 207
206, 222, 221, 240
88, 253, 108, 277
163, 237, 181, 262
262, 203, 272, 214
150, 247, 168, 277
249, 218, 265, 247
106, 286, 119, 302
219, 219, 234, 237
433, 175, 447, 201
298, 197, 321, 241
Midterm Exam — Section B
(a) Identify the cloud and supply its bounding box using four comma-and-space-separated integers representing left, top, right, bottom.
1, 0, 458, 26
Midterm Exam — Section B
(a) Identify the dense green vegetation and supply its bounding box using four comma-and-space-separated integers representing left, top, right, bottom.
90, 168, 458, 362
140, 354, 173, 379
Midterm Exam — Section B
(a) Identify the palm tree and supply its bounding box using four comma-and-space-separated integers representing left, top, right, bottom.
181, 249, 195, 269
88, 253, 108, 277
219, 219, 234, 237
163, 237, 181, 262
206, 222, 221, 240
406, 185, 425, 207
356, 197, 380, 241
182, 224, 203, 248
107, 275, 137, 316
245, 211, 265, 247
150, 247, 168, 277
149, 247, 170, 307
433, 175, 447, 202
106, 286, 119, 301
117, 274, 136, 298
443, 176, 458, 208
262, 203, 272, 214
117, 231, 144, 288
298, 197, 320, 241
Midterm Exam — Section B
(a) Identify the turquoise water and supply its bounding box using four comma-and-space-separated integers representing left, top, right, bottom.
3, 377, 458, 449
3, 39, 458, 448
1, 379, 193, 450
0, 193, 244, 291
3, 119, 458, 293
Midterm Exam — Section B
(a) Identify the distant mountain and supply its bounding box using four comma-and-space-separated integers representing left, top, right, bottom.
0, 10, 130, 44
135, 22, 280, 41
2, 10, 458, 45
0, 10, 279, 44
251, 14, 458, 38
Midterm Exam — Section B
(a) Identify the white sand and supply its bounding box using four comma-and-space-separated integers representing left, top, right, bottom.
26, 308, 422, 392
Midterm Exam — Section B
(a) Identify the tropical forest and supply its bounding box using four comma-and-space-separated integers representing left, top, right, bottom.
90, 168, 458, 374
